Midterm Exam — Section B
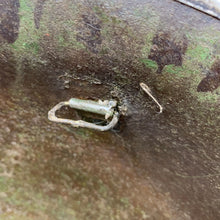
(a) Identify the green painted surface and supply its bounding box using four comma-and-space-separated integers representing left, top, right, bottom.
5, 0, 219, 104
0, 2, 219, 219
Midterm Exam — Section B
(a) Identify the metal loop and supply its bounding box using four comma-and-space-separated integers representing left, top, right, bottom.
48, 99, 119, 131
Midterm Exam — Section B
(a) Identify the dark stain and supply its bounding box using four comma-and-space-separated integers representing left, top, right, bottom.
0, 0, 20, 44
148, 32, 188, 74
77, 14, 102, 53
197, 59, 220, 92
34, 0, 47, 29
0, 51, 17, 88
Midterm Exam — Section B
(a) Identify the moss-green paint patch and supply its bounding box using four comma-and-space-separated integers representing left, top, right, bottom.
164, 65, 183, 75
140, 58, 158, 70
188, 45, 211, 61
11, 0, 40, 57
22, 42, 39, 54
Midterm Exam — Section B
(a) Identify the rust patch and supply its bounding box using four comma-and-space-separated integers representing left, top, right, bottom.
197, 59, 220, 92
34, 0, 47, 29
148, 32, 188, 74
0, 0, 20, 43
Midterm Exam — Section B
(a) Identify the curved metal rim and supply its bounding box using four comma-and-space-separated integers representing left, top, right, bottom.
175, 0, 220, 20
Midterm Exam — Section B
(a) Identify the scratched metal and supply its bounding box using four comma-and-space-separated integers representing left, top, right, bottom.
175, 0, 220, 19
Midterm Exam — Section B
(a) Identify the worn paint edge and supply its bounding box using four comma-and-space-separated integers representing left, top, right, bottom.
174, 0, 220, 19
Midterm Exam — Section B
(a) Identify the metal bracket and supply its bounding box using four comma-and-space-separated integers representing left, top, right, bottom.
48, 98, 119, 131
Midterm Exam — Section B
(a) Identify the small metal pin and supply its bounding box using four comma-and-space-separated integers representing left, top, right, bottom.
140, 82, 163, 114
